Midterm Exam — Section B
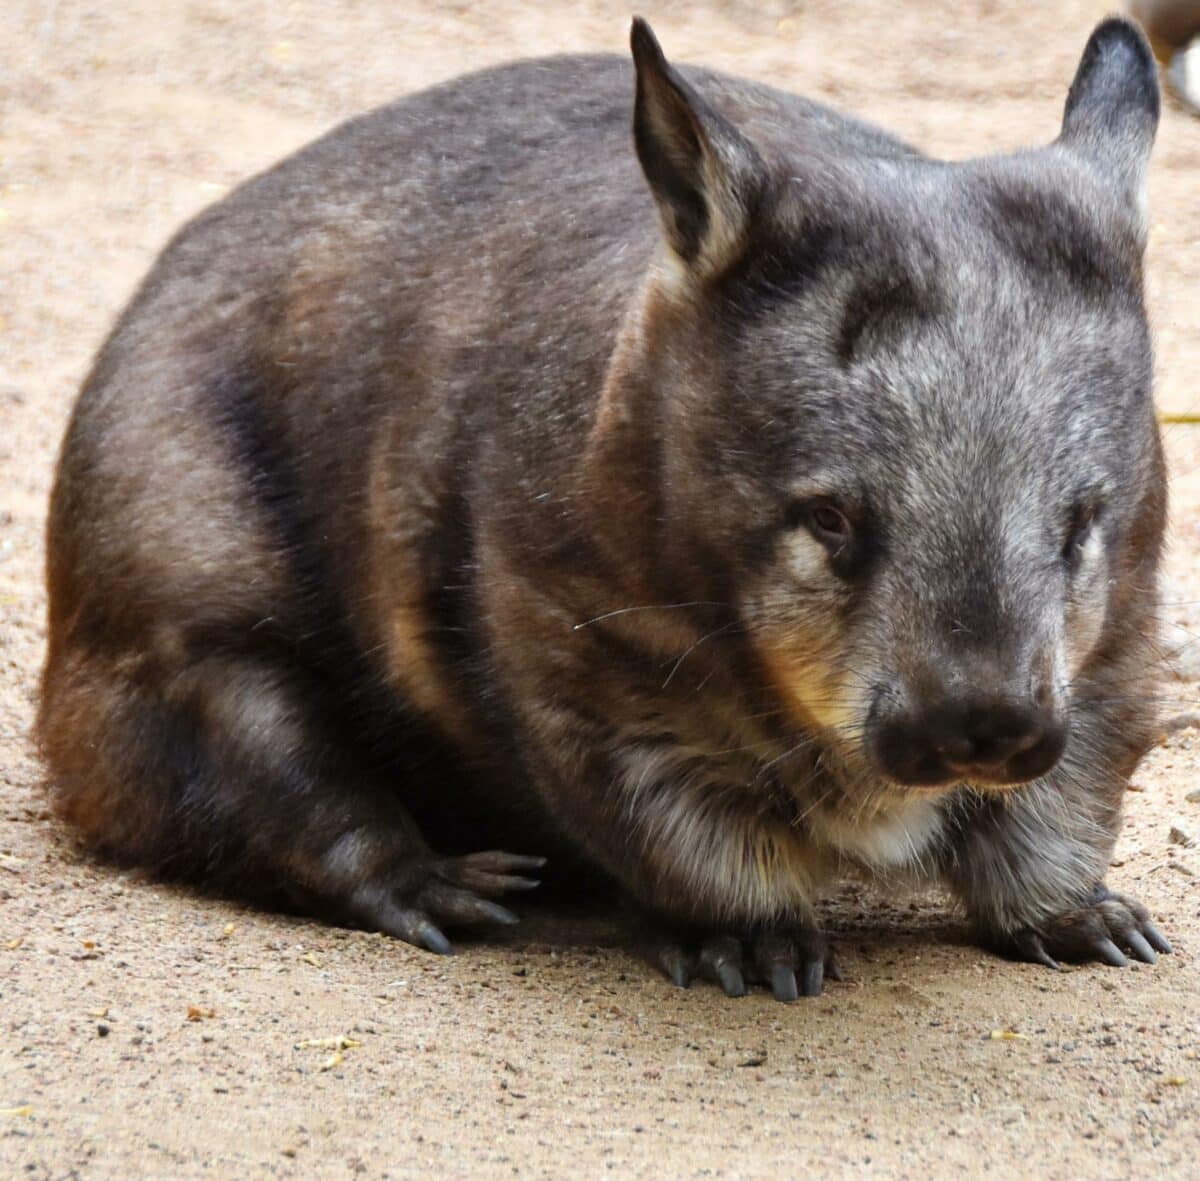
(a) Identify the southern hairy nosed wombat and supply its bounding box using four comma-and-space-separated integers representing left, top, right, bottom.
39, 17, 1171, 1001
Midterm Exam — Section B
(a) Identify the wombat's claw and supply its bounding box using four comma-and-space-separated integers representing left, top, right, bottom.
1010, 930, 1062, 972
654, 928, 840, 1002
659, 944, 691, 990
754, 930, 837, 1001
439, 850, 546, 896
352, 850, 544, 954
1004, 886, 1171, 970
701, 935, 747, 998
1137, 924, 1173, 956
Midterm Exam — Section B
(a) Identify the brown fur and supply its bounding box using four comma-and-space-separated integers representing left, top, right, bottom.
39, 21, 1172, 995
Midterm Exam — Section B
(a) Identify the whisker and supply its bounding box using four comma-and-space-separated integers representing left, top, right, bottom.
660, 619, 744, 689
572, 601, 732, 630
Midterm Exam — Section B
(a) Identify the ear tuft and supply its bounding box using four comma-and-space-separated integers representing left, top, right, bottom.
629, 17, 764, 274
630, 16, 666, 76
1060, 17, 1159, 198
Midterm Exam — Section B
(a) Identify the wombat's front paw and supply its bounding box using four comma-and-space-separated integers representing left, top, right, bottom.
995, 886, 1172, 971
652, 927, 843, 1002
348, 850, 545, 955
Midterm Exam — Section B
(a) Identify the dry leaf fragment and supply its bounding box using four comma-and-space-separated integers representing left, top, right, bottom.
220, 923, 237, 939
301, 952, 321, 967
187, 1005, 216, 1021
81, 940, 96, 950
989, 1030, 1028, 1041
5, 938, 22, 950
88, 1007, 109, 1019
318, 1051, 343, 1072
1165, 1076, 1187, 1087
1, 1106, 32, 1118
295, 1035, 360, 1051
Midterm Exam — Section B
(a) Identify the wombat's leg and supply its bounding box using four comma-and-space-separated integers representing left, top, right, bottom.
500, 679, 825, 999
39, 647, 542, 954
942, 783, 1170, 969
651, 928, 844, 1002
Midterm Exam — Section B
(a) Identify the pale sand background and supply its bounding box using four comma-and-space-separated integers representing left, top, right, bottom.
2, 2, 1199, 1177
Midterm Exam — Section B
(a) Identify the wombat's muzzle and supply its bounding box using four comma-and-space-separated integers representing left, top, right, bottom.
866, 689, 1067, 789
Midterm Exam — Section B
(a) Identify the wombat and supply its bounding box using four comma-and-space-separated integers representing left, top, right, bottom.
38, 17, 1171, 1001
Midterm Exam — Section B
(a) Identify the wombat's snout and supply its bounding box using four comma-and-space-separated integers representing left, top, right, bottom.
867, 688, 1067, 789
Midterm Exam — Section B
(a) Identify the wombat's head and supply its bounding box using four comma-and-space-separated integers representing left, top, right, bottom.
623, 18, 1164, 792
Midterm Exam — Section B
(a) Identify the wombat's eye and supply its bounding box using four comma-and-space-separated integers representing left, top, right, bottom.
1063, 502, 1102, 568
788, 498, 853, 551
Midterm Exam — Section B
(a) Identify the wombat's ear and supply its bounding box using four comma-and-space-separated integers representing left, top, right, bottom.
1059, 18, 1159, 203
630, 18, 765, 274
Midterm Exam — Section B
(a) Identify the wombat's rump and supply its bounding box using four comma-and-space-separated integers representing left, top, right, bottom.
39, 19, 1171, 1000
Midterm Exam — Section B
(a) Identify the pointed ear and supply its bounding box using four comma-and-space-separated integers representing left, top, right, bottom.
630, 18, 765, 274
1059, 18, 1159, 203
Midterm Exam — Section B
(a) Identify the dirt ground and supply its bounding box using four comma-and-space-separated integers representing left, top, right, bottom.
2, 1, 1199, 1177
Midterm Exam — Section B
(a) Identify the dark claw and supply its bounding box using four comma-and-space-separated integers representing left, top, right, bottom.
1016, 930, 1062, 972
801, 958, 824, 998
1125, 930, 1158, 964
659, 946, 691, 990
414, 919, 454, 956
497, 854, 547, 871
1143, 922, 1173, 955
422, 883, 523, 927
454, 853, 545, 896
825, 954, 845, 983
699, 935, 743, 992
473, 852, 547, 872
473, 900, 520, 926
1095, 937, 1130, 968
655, 928, 833, 1000
769, 965, 799, 1003
716, 961, 747, 998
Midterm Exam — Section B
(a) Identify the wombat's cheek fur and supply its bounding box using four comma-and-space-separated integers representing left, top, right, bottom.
38, 16, 1172, 1002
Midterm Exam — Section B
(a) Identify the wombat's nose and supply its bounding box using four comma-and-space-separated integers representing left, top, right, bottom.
869, 695, 1066, 787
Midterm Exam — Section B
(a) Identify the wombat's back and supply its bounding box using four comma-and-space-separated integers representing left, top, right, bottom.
45, 50, 915, 675
38, 52, 908, 874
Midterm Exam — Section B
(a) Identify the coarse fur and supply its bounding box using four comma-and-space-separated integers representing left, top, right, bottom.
38, 17, 1171, 999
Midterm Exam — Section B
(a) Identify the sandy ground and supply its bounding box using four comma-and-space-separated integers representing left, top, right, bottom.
2, 1, 1200, 1177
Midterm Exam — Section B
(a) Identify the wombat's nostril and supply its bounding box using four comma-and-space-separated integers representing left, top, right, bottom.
869, 695, 1066, 788
958, 702, 1044, 764
933, 734, 976, 764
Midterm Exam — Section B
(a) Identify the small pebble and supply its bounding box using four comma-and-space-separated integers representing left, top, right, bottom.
1169, 822, 1197, 849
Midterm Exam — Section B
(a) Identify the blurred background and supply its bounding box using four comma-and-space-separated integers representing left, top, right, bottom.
3, 1, 1196, 420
